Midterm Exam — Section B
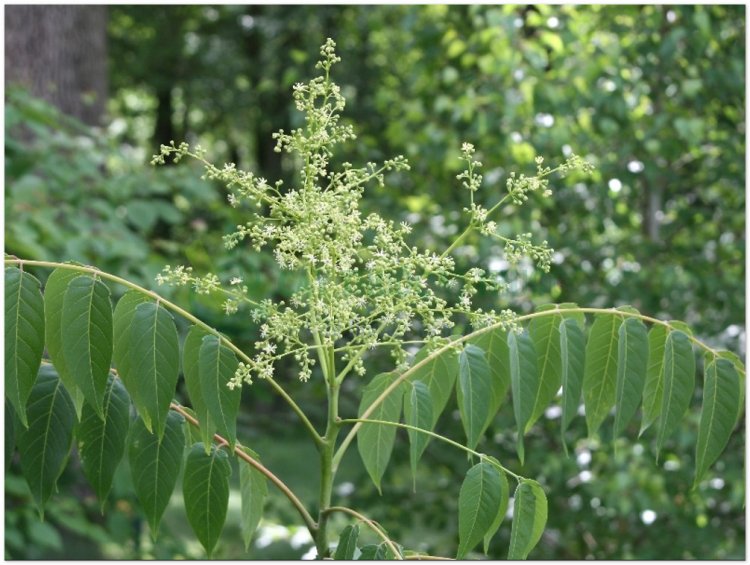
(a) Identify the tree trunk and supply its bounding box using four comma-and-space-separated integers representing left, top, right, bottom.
5, 5, 108, 126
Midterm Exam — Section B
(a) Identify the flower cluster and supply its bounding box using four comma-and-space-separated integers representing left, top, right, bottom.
156, 265, 251, 315
153, 39, 594, 387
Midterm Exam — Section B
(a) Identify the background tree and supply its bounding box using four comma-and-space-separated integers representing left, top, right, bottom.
5, 5, 108, 126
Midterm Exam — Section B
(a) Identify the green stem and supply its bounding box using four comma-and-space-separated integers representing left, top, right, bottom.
331, 305, 743, 470
4, 258, 324, 448
315, 339, 340, 558
439, 225, 475, 260
322, 506, 402, 559
338, 418, 521, 481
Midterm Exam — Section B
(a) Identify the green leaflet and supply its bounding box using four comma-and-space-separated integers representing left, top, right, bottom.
129, 302, 180, 438
113, 290, 152, 428
527, 305, 564, 432
457, 344, 493, 450
403, 380, 433, 488
199, 335, 240, 449
61, 275, 113, 419
482, 457, 510, 555
639, 324, 668, 436
613, 318, 648, 436
180, 406, 205, 446
694, 359, 740, 486
656, 330, 695, 459
5, 268, 45, 427
358, 544, 379, 560
129, 411, 185, 537
78, 373, 131, 510
359, 543, 402, 560
470, 327, 510, 431
582, 314, 623, 437
334, 524, 360, 560
183, 326, 215, 451
409, 346, 459, 427
456, 461, 505, 559
239, 446, 268, 550
43, 267, 86, 418
508, 331, 538, 464
507, 480, 548, 560
357, 372, 405, 493
5, 400, 17, 471
668, 320, 693, 337
559, 318, 585, 451
183, 443, 232, 558
714, 350, 745, 423
18, 365, 76, 516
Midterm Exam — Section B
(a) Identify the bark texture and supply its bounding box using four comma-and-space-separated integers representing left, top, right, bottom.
5, 5, 108, 125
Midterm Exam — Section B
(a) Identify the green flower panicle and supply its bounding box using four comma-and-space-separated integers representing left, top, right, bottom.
152, 39, 594, 386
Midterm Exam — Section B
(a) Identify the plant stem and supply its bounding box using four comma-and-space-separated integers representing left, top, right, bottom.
4, 258, 323, 447
315, 342, 340, 559
439, 225, 474, 260
338, 418, 521, 481
322, 506, 402, 559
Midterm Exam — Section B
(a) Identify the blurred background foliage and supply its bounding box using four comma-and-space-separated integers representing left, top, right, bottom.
4, 4, 745, 560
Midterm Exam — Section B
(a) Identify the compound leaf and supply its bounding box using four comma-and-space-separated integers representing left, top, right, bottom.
78, 373, 131, 510
507, 480, 547, 560
357, 372, 405, 493
199, 335, 240, 449
129, 411, 185, 537
18, 365, 75, 516
5, 267, 45, 427
183, 443, 232, 558
61, 275, 113, 419
129, 302, 180, 438
613, 318, 648, 436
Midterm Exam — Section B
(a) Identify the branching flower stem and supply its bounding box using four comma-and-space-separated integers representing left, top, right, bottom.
4, 258, 324, 448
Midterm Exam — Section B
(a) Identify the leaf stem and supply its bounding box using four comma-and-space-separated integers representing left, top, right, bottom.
5, 258, 324, 448
337, 418, 521, 481
321, 506, 402, 559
